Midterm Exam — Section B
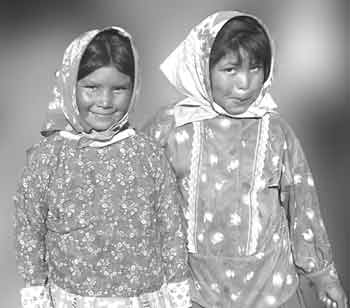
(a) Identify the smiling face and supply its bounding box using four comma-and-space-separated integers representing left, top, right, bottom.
210, 47, 265, 115
76, 66, 132, 132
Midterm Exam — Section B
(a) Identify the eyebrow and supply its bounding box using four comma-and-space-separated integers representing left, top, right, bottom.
219, 58, 241, 66
79, 79, 131, 87
220, 56, 262, 67
223, 60, 240, 65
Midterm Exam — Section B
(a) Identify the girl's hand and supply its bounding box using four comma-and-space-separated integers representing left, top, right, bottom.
318, 283, 348, 308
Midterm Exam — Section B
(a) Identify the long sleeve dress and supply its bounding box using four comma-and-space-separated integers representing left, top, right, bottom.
15, 24, 191, 308
144, 107, 339, 308
142, 10, 343, 307
15, 132, 190, 308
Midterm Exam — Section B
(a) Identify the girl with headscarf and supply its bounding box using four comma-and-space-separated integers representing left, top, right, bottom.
14, 28, 190, 308
144, 11, 347, 308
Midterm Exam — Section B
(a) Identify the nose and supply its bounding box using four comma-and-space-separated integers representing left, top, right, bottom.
97, 89, 113, 108
235, 71, 250, 91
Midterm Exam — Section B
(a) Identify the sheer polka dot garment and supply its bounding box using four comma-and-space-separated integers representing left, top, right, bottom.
144, 108, 337, 308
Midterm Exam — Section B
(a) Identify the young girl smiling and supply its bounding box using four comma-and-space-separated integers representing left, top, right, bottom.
15, 27, 190, 308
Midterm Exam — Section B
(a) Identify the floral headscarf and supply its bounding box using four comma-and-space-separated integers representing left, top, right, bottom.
160, 11, 277, 127
41, 27, 140, 144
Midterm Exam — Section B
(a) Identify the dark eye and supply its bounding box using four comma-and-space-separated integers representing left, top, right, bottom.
223, 67, 237, 74
250, 65, 263, 72
112, 86, 129, 94
84, 85, 98, 91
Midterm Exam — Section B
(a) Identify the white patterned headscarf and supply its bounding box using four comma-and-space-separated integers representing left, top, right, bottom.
41, 27, 140, 143
160, 11, 277, 127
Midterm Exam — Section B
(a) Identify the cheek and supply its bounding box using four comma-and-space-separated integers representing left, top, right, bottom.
212, 74, 232, 96
251, 74, 265, 93
113, 93, 132, 111
76, 91, 94, 112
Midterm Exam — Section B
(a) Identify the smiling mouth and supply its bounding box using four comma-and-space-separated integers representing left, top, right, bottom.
91, 111, 116, 117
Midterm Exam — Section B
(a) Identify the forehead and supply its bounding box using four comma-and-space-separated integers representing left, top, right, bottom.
79, 66, 131, 85
216, 48, 255, 65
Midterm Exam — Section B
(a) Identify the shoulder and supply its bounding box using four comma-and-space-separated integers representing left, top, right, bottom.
149, 103, 177, 125
132, 131, 171, 176
132, 131, 167, 159
133, 131, 164, 151
268, 113, 297, 140
142, 103, 178, 147
268, 113, 304, 154
25, 133, 64, 168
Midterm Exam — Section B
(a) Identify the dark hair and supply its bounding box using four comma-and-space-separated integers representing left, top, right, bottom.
78, 29, 134, 81
209, 16, 271, 81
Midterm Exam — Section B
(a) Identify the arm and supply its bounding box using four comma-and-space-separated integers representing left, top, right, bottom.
14, 142, 55, 308
142, 104, 176, 148
280, 124, 348, 308
152, 147, 191, 308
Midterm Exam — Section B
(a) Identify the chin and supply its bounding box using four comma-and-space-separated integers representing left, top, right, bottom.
224, 105, 249, 115
89, 121, 114, 132
83, 114, 125, 132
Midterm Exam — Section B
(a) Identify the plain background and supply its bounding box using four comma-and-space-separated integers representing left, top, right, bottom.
0, 0, 348, 307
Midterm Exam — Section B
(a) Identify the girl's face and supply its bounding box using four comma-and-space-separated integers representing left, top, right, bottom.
76, 66, 132, 132
210, 47, 265, 115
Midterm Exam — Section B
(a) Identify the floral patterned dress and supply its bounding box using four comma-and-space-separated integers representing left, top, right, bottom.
15, 131, 191, 308
15, 26, 190, 308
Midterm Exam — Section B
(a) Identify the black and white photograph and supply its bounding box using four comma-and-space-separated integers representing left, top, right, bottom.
0, 1, 348, 307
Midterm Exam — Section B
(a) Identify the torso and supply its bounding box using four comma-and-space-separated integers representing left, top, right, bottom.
42, 133, 168, 297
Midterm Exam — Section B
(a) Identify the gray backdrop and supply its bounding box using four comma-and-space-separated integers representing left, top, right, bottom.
0, 1, 348, 307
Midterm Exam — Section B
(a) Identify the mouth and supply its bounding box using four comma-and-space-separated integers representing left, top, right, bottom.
88, 112, 117, 122
90, 109, 118, 116
93, 112, 114, 116
92, 113, 113, 118
227, 96, 253, 105
90, 111, 126, 124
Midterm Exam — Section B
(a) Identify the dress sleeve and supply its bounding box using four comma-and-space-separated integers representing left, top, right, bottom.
279, 124, 341, 289
151, 147, 191, 308
20, 286, 51, 308
142, 104, 176, 148
14, 140, 57, 308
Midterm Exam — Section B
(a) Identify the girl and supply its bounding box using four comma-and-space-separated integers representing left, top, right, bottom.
144, 11, 347, 308
15, 27, 190, 308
